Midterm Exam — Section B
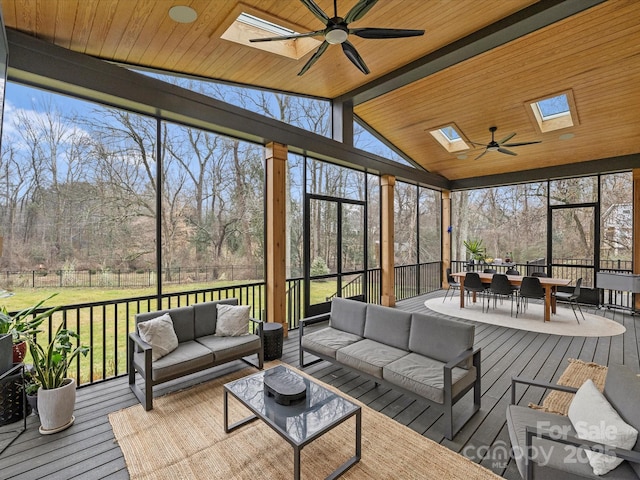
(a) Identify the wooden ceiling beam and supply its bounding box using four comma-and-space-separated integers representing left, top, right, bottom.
336, 0, 606, 107
450, 154, 640, 191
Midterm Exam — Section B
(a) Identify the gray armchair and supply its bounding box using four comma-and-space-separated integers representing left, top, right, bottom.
507, 364, 640, 479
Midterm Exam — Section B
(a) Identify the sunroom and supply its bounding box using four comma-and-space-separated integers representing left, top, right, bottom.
0, 1, 639, 479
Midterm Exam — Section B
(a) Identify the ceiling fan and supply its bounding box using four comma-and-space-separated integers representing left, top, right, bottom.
249, 0, 424, 76
470, 126, 541, 160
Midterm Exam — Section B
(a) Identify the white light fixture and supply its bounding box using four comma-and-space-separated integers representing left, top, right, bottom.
559, 133, 575, 140
169, 6, 198, 23
325, 26, 348, 44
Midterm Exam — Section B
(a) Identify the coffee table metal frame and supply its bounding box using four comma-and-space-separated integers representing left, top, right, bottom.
224, 365, 361, 479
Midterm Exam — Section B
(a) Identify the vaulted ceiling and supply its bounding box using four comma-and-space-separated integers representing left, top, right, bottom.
2, 0, 640, 187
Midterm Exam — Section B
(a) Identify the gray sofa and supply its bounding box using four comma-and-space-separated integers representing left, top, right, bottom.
128, 298, 263, 410
298, 297, 481, 440
507, 363, 640, 479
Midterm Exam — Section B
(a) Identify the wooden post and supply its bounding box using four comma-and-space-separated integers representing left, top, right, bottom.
442, 190, 451, 287
633, 170, 640, 311
266, 142, 288, 336
381, 175, 396, 307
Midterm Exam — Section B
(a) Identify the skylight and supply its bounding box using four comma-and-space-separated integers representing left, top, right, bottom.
219, 8, 320, 60
536, 94, 570, 120
527, 90, 578, 133
237, 13, 293, 37
429, 124, 470, 153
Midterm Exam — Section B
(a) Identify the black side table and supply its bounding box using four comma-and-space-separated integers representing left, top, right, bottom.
263, 322, 284, 361
0, 363, 27, 455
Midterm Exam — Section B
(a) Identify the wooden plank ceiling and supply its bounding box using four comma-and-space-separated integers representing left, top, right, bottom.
2, 0, 640, 184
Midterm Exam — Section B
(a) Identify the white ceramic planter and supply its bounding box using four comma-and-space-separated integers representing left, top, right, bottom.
37, 378, 76, 434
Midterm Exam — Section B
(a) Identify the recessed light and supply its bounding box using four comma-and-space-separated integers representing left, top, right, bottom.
559, 133, 575, 140
457, 154, 468, 160
169, 6, 198, 23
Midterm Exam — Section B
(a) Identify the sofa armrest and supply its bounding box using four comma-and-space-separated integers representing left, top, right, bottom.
128, 331, 152, 352
524, 425, 640, 479
444, 346, 480, 370
249, 317, 264, 341
300, 313, 331, 329
443, 347, 481, 405
511, 376, 578, 405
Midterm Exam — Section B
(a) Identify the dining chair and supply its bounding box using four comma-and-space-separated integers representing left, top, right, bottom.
464, 272, 487, 312
516, 276, 545, 318
488, 273, 515, 316
443, 268, 460, 302
553, 277, 585, 324
531, 271, 549, 278
505, 268, 521, 295
482, 268, 497, 288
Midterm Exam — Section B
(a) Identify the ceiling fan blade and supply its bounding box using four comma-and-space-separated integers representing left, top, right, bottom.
250, 30, 325, 43
497, 147, 517, 156
474, 150, 488, 161
300, 0, 330, 24
350, 27, 425, 39
344, 0, 379, 24
341, 41, 370, 74
469, 140, 488, 147
298, 41, 329, 76
503, 141, 542, 147
497, 133, 516, 144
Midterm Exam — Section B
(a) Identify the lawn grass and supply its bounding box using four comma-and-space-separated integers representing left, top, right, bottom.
3, 279, 340, 384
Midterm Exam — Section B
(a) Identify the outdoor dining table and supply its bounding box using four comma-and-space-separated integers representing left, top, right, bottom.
450, 272, 571, 322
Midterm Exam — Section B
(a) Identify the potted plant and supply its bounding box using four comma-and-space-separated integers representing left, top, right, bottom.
463, 239, 486, 264
26, 323, 89, 434
24, 368, 39, 415
0, 294, 60, 364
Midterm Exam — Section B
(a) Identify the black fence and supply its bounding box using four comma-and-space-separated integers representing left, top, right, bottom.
0, 265, 264, 289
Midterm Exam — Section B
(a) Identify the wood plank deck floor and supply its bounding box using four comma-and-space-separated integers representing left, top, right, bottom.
1, 291, 638, 479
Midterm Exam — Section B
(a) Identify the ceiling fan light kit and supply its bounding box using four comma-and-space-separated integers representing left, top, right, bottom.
249, 0, 424, 75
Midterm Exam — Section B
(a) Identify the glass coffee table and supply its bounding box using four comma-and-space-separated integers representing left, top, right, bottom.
224, 365, 361, 479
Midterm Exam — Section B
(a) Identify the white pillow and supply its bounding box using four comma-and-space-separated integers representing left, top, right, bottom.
137, 313, 179, 361
215, 304, 251, 337
568, 379, 638, 475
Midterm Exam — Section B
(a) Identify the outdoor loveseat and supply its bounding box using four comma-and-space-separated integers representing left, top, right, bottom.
299, 297, 481, 439
128, 298, 263, 410
507, 363, 640, 479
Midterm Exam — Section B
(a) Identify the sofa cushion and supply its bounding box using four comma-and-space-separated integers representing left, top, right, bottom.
383, 353, 477, 404
215, 304, 251, 336
569, 379, 638, 476
363, 303, 412, 350
301, 327, 363, 360
193, 299, 238, 338
506, 405, 639, 480
133, 340, 214, 382
137, 306, 195, 343
604, 363, 640, 477
336, 339, 407, 378
137, 313, 179, 361
196, 334, 261, 362
329, 297, 367, 337
409, 313, 474, 367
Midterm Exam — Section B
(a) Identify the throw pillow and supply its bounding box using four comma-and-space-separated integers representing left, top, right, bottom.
215, 304, 251, 337
568, 379, 638, 475
137, 313, 179, 362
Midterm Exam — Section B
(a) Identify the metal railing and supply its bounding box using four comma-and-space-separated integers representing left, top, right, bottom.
16, 262, 442, 388
450, 258, 634, 310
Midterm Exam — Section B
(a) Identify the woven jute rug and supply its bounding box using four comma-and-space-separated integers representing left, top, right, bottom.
529, 358, 608, 416
109, 365, 501, 480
